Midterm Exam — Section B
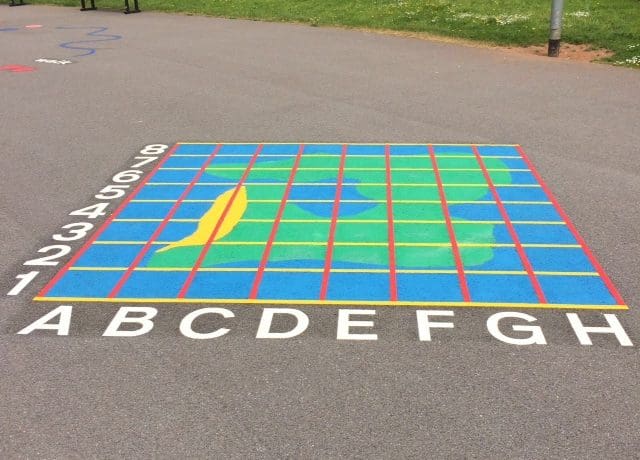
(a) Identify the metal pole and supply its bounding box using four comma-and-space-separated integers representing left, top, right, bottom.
548, 0, 564, 57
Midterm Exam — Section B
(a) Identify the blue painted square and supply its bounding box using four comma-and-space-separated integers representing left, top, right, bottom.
504, 204, 562, 222
136, 184, 187, 200
505, 171, 538, 185
185, 271, 254, 299
397, 274, 464, 301
47, 270, 123, 298
149, 169, 199, 183
496, 186, 549, 202
461, 247, 525, 271
208, 155, 254, 166
163, 155, 211, 168
305, 144, 343, 155
261, 144, 300, 155
390, 145, 427, 156
157, 221, 199, 241
476, 145, 520, 157
258, 272, 323, 300
175, 144, 217, 155
219, 144, 259, 155
467, 274, 539, 303
174, 202, 211, 219
347, 145, 385, 156
200, 173, 242, 184
99, 222, 160, 241
186, 185, 234, 200
119, 202, 174, 219
433, 145, 473, 156
525, 247, 595, 272
75, 244, 143, 267
117, 271, 190, 298
513, 224, 577, 244
537, 275, 617, 305
327, 272, 390, 300
449, 202, 502, 221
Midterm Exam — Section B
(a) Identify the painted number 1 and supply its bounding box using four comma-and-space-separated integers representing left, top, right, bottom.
7, 271, 39, 296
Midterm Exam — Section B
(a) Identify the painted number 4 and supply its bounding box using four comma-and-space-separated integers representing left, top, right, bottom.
69, 203, 110, 219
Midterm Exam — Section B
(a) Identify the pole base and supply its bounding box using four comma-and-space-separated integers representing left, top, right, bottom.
548, 39, 561, 57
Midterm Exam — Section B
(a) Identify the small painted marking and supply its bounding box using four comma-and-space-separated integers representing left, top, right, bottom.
35, 58, 74, 65
0, 64, 36, 73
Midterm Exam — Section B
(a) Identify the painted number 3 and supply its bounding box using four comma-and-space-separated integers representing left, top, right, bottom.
52, 222, 94, 242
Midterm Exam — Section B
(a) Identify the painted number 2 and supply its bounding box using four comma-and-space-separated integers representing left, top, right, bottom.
24, 245, 72, 266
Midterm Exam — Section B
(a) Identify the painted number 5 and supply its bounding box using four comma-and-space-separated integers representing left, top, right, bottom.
95, 185, 129, 200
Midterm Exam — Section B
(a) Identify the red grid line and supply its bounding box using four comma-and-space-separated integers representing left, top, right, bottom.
178, 144, 264, 298
385, 144, 399, 301
472, 145, 547, 303
516, 145, 625, 305
108, 144, 223, 298
428, 144, 471, 302
319, 144, 348, 300
38, 143, 181, 297
249, 144, 305, 299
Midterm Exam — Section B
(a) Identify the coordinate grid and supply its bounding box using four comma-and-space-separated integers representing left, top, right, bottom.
36, 143, 626, 309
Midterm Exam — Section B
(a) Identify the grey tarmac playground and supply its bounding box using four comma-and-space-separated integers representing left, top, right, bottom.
2, 5, 640, 458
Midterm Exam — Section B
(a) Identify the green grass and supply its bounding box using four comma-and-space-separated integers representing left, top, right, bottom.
30, 0, 640, 66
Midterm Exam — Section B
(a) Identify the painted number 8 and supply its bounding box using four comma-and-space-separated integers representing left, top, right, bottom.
140, 144, 168, 155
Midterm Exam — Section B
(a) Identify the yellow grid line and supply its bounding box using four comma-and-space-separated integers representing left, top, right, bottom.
32, 296, 627, 311
177, 142, 521, 145
177, 142, 521, 146
159, 167, 531, 172
130, 199, 552, 205
172, 154, 520, 159
111, 218, 565, 226
90, 240, 580, 248
146, 182, 540, 188
67, 266, 599, 277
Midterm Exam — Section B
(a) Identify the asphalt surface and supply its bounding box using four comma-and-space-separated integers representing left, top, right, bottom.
1, 5, 640, 458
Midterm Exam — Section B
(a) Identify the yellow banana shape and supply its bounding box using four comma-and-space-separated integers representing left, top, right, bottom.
157, 186, 247, 253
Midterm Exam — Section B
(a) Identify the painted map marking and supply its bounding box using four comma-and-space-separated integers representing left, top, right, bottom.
34, 143, 626, 310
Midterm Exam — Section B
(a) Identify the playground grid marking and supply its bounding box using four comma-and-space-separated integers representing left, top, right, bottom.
35, 143, 627, 310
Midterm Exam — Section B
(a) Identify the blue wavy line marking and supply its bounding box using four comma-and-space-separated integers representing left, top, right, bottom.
0, 27, 20, 32
57, 26, 122, 58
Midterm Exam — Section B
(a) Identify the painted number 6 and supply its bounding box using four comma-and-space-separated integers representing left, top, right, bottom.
113, 170, 143, 183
